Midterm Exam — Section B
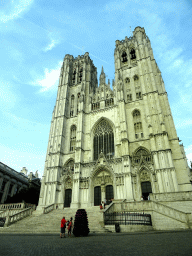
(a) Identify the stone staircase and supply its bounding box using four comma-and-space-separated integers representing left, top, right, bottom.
0, 206, 110, 233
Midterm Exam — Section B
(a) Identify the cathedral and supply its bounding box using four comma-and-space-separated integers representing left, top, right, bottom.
37, 27, 191, 212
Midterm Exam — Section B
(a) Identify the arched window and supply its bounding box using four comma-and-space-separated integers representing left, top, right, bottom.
121, 51, 127, 63
63, 160, 74, 173
79, 67, 83, 82
130, 49, 136, 60
125, 78, 130, 83
72, 69, 76, 84
133, 110, 143, 139
93, 120, 114, 160
70, 125, 76, 151
134, 75, 139, 81
134, 148, 151, 164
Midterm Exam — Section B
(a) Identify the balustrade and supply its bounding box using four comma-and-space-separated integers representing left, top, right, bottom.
43, 204, 55, 214
4, 208, 33, 227
150, 191, 192, 202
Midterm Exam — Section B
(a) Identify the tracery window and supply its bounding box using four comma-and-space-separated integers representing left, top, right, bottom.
127, 94, 132, 102
133, 148, 151, 164
130, 49, 136, 60
93, 120, 114, 160
105, 98, 114, 107
136, 92, 142, 100
121, 51, 127, 63
63, 160, 74, 173
133, 110, 143, 139
70, 125, 76, 151
125, 78, 130, 83
92, 102, 100, 111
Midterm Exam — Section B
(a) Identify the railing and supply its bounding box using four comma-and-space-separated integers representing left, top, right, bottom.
104, 212, 152, 226
43, 204, 55, 214
115, 200, 191, 226
4, 208, 33, 227
0, 203, 25, 210
150, 191, 192, 202
0, 202, 36, 210
0, 209, 22, 218
151, 201, 189, 223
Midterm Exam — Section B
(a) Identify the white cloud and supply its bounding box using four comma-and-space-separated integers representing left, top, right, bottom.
0, 0, 34, 23
32, 61, 62, 92
44, 39, 59, 52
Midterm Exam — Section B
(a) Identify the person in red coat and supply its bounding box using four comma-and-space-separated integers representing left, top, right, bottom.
60, 216, 67, 238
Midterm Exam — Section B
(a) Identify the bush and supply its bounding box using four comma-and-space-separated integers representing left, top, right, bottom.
73, 209, 89, 237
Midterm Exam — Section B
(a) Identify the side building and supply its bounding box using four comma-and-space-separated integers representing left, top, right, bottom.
37, 26, 192, 212
0, 163, 41, 204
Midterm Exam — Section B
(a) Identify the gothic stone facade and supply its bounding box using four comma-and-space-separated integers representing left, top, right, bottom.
37, 27, 191, 211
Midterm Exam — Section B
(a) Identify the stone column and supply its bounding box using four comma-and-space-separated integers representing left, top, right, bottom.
124, 173, 134, 201
0, 176, 3, 190
171, 169, 179, 192
167, 169, 174, 192
2, 180, 10, 204
101, 185, 105, 204
71, 179, 80, 208
156, 170, 164, 193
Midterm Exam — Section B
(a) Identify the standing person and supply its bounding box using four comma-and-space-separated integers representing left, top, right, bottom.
102, 201, 105, 210
60, 216, 67, 238
104, 198, 106, 209
68, 217, 73, 237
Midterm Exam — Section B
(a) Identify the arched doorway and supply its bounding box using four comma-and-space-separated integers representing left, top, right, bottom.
141, 181, 152, 200
94, 186, 101, 206
64, 189, 72, 207
106, 185, 113, 205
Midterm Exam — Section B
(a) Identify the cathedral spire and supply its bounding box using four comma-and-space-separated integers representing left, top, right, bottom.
99, 66, 106, 85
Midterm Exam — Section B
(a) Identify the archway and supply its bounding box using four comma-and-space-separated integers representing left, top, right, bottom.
141, 181, 152, 200
94, 186, 101, 206
106, 185, 113, 205
64, 189, 72, 207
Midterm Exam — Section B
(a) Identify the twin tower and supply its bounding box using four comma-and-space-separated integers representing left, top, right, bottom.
37, 27, 191, 211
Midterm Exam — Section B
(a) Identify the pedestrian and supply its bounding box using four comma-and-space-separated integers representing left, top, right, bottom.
148, 195, 150, 200
68, 217, 73, 237
60, 216, 67, 238
141, 195, 143, 201
104, 198, 106, 209
102, 201, 105, 209
100, 204, 103, 210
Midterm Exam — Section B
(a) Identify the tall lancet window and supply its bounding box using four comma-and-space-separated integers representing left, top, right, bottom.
121, 51, 127, 63
133, 110, 143, 139
70, 125, 76, 151
70, 95, 75, 117
72, 69, 76, 84
79, 67, 83, 82
130, 49, 136, 60
77, 93, 80, 114
93, 120, 114, 160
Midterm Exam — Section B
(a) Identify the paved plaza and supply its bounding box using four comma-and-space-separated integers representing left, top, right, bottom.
0, 230, 192, 256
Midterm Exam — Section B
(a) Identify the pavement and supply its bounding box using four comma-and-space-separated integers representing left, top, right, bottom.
0, 230, 192, 256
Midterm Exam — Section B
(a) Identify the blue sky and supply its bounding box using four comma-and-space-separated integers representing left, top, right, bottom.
1, 0, 192, 177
